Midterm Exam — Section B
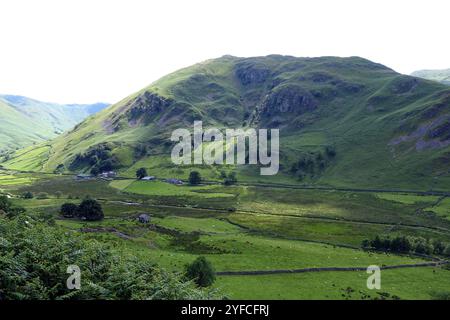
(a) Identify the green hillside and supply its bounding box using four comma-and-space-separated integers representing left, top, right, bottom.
3, 55, 450, 190
412, 69, 450, 85
0, 95, 108, 152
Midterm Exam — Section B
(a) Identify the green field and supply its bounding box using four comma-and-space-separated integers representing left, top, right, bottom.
2, 170, 449, 300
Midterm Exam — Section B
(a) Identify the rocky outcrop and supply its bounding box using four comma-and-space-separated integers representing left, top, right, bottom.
259, 85, 317, 115
126, 91, 173, 125
235, 62, 270, 85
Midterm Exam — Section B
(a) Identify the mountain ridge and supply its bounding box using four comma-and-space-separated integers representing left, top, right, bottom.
2, 55, 450, 190
0, 94, 109, 151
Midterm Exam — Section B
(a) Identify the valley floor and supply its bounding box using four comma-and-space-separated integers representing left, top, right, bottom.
1, 170, 450, 300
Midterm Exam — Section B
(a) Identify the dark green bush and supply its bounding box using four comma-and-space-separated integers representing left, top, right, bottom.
189, 171, 202, 185
185, 256, 216, 287
136, 168, 148, 180
76, 199, 104, 221
60, 203, 79, 218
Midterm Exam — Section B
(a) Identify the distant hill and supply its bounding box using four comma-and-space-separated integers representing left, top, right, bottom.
0, 95, 108, 151
3, 55, 450, 190
411, 69, 450, 85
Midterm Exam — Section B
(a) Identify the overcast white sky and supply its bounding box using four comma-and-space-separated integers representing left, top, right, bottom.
0, 0, 449, 104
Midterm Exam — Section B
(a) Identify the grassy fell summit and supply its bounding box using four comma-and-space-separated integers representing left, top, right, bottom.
3, 55, 450, 190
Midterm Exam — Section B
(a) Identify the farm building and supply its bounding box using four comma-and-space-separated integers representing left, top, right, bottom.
166, 178, 183, 185
99, 171, 117, 178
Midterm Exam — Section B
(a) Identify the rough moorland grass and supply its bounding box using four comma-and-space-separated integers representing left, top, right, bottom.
238, 187, 450, 229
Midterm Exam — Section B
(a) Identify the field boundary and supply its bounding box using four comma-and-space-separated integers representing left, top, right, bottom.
216, 261, 449, 276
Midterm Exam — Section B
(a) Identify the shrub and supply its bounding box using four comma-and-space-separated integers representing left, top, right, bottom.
36, 192, 49, 199
364, 235, 442, 256
136, 168, 148, 180
0, 215, 220, 300
430, 291, 450, 300
0, 196, 24, 218
0, 196, 12, 213
444, 245, 450, 257
76, 199, 104, 221
188, 171, 202, 185
185, 256, 216, 287
90, 166, 100, 175
432, 239, 446, 255
325, 146, 336, 158
412, 237, 434, 255
223, 172, 237, 186
22, 191, 34, 199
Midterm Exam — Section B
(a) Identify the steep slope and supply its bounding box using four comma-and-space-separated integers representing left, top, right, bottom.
0, 95, 108, 151
411, 69, 450, 85
3, 55, 450, 190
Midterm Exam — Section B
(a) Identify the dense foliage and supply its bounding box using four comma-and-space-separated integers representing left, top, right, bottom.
223, 172, 237, 186
60, 203, 79, 218
289, 148, 336, 180
70, 143, 120, 175
0, 195, 25, 218
60, 199, 104, 221
136, 167, 148, 180
0, 214, 221, 300
362, 235, 450, 256
185, 256, 216, 287
188, 171, 202, 185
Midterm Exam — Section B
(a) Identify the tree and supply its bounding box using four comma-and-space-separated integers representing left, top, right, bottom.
76, 199, 104, 221
0, 195, 12, 213
22, 191, 34, 199
185, 256, 216, 287
444, 245, 450, 257
219, 170, 227, 179
432, 239, 445, 255
224, 172, 237, 186
55, 191, 63, 199
325, 146, 336, 158
0, 195, 24, 218
60, 203, 79, 218
188, 171, 202, 185
90, 166, 100, 175
136, 168, 148, 180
